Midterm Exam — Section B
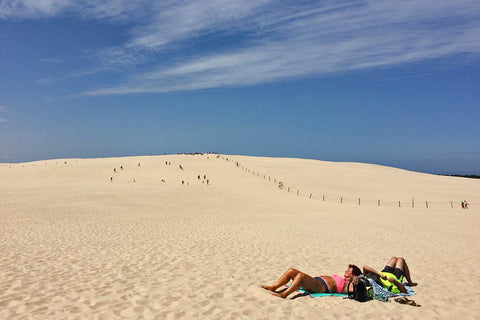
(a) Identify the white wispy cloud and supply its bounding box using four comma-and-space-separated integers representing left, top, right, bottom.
3, 1, 480, 95
0, 0, 151, 20
127, 0, 272, 48
0, 0, 70, 19
82, 0, 480, 95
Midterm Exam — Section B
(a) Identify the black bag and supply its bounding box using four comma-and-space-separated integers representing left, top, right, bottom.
347, 276, 373, 302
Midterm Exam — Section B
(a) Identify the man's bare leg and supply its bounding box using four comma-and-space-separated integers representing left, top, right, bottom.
395, 257, 417, 286
261, 268, 301, 292
386, 257, 398, 269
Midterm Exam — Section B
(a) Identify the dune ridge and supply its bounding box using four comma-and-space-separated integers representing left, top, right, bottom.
1, 154, 479, 319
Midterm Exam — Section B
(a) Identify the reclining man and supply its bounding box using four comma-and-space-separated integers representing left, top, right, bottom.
363, 257, 417, 294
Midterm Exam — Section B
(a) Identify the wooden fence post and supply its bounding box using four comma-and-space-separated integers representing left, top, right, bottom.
288, 187, 290, 192
323, 195, 325, 201
297, 190, 299, 196
412, 199, 415, 208
358, 198, 361, 205
310, 193, 312, 199
450, 201, 453, 208
426, 201, 428, 208
399, 201, 401, 207
378, 200, 380, 207
340, 197, 343, 204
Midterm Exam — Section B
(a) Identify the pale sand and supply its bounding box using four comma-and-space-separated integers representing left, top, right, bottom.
1, 154, 479, 319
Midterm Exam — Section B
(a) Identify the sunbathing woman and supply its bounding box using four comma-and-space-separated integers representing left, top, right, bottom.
261, 264, 362, 298
363, 257, 417, 294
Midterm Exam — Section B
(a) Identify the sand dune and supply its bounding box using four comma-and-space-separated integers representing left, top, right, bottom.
1, 154, 479, 319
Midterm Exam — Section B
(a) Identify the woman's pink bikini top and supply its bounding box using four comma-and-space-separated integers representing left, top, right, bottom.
330, 274, 345, 293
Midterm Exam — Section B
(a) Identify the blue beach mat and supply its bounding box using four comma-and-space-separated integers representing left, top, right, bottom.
284, 284, 347, 298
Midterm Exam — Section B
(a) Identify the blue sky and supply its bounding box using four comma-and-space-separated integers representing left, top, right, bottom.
1, 0, 479, 174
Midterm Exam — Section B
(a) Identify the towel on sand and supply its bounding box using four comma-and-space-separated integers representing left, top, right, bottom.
284, 284, 347, 298
367, 278, 415, 302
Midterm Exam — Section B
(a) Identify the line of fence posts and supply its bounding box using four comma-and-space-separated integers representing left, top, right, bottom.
229, 159, 463, 210
318, 194, 457, 209
324, 197, 432, 208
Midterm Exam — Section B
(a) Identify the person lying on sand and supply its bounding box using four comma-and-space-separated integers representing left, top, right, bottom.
363, 257, 417, 294
261, 264, 362, 299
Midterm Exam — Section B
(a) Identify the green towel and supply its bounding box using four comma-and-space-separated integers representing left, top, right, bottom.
285, 284, 347, 298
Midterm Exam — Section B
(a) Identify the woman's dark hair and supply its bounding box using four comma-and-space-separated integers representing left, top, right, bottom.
349, 264, 362, 276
